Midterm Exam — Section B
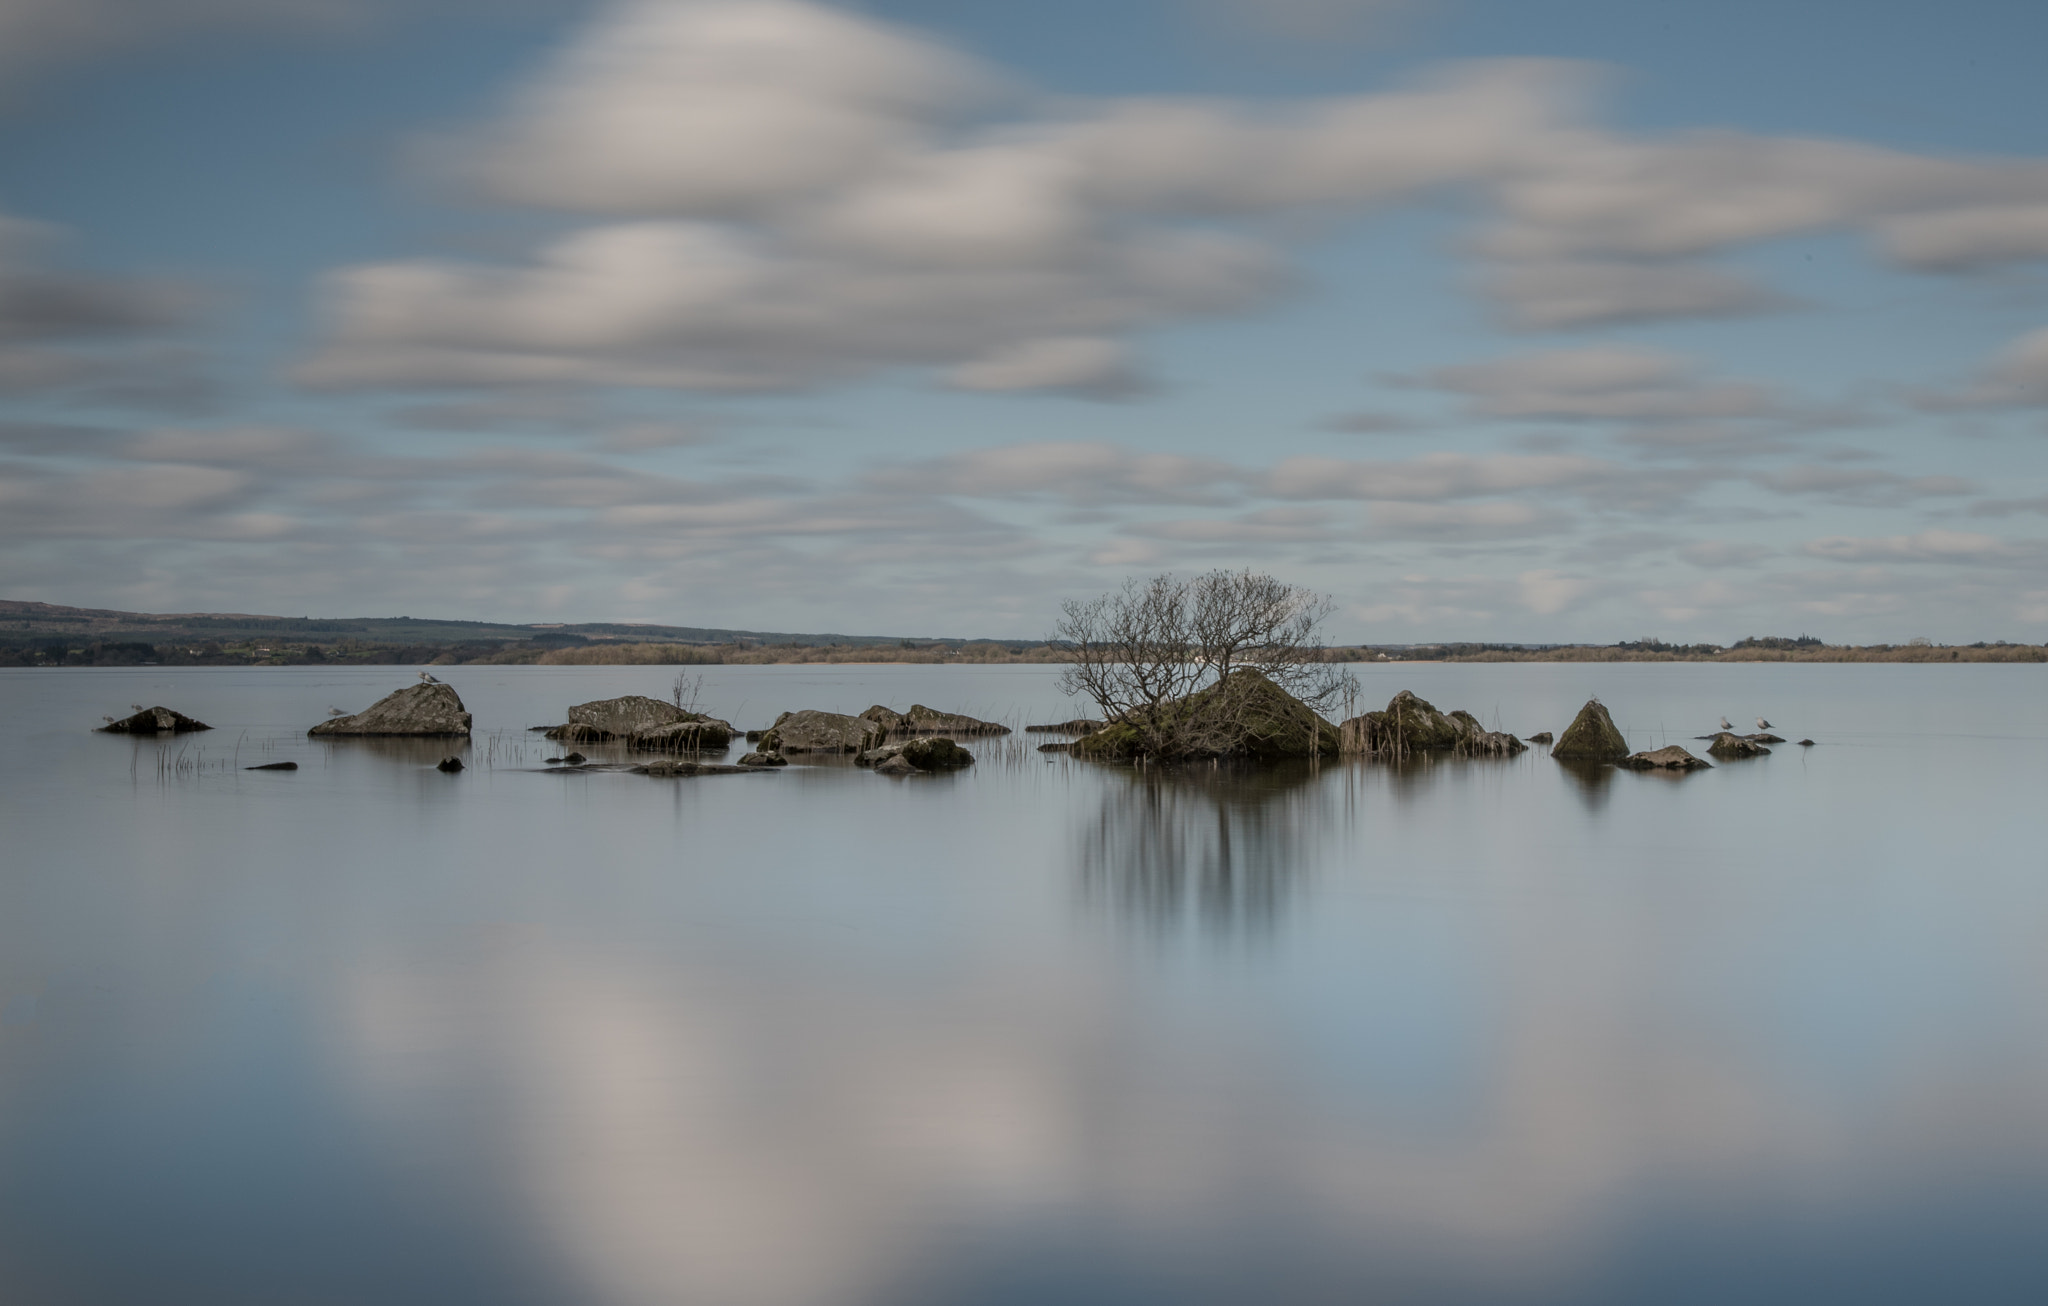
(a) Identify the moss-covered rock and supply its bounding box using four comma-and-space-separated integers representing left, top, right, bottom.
1706, 732, 1770, 758
860, 704, 1009, 736
1624, 745, 1710, 770
763, 710, 886, 753
310, 682, 470, 737
1073, 670, 1338, 761
1339, 691, 1524, 756
1551, 699, 1629, 761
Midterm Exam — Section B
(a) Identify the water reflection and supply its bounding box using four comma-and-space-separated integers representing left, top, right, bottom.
1074, 762, 1325, 933
1552, 758, 1617, 812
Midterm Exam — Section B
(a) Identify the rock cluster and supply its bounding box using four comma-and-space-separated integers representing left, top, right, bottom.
1550, 700, 1629, 761
1338, 690, 1525, 757
1525, 731, 1554, 745
1025, 719, 1104, 733
310, 683, 471, 737
543, 696, 733, 751
99, 706, 211, 734
1073, 671, 1339, 761
635, 760, 766, 778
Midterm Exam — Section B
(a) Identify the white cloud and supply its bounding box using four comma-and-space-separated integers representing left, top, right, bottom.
1801, 529, 2031, 565
1680, 540, 1774, 569
1409, 346, 1782, 422
1365, 500, 1570, 540
1516, 568, 1594, 614
1918, 326, 2048, 410
1480, 260, 1784, 331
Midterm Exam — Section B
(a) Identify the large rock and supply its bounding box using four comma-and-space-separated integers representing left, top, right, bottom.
544, 695, 733, 750
1074, 670, 1338, 761
1339, 691, 1525, 756
310, 682, 471, 737
860, 704, 1011, 736
1550, 699, 1629, 761
1624, 745, 1711, 771
1706, 732, 1770, 758
631, 719, 735, 751
758, 710, 886, 754
858, 737, 975, 771
99, 706, 210, 734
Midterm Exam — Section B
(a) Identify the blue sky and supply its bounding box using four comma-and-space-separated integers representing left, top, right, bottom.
2, 0, 2046, 642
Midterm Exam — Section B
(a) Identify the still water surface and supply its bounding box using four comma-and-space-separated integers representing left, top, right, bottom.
2, 662, 2046, 1305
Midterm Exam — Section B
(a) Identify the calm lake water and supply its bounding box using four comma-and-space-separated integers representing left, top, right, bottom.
3, 662, 2046, 1305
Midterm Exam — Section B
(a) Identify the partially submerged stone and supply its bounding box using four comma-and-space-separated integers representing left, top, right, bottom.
737, 751, 787, 768
245, 761, 297, 771
1706, 732, 1770, 758
1798, 738, 1815, 746
872, 754, 919, 776
1749, 732, 1786, 744
99, 706, 210, 734
436, 757, 464, 773
757, 710, 886, 754
544, 696, 733, 750
1025, 719, 1105, 733
635, 759, 765, 778
860, 704, 1010, 736
858, 737, 974, 771
1550, 699, 1629, 761
1625, 745, 1711, 770
1526, 731, 1554, 745
310, 682, 471, 737
1338, 691, 1525, 757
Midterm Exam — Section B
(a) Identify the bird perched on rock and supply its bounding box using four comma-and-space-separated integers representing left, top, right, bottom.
417, 671, 440, 683
326, 707, 346, 716
1756, 716, 1773, 730
1719, 716, 1733, 731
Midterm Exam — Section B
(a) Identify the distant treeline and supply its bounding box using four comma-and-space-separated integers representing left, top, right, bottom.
6, 633, 2044, 668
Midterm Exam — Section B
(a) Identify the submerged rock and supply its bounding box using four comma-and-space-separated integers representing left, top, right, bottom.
757, 710, 886, 754
1798, 738, 1816, 747
1074, 671, 1339, 761
1526, 731, 1554, 745
244, 761, 297, 771
98, 706, 210, 734
737, 751, 787, 768
872, 754, 919, 776
1550, 700, 1629, 762
437, 757, 465, 772
561, 752, 586, 765
1624, 745, 1711, 771
1706, 732, 1770, 758
1025, 719, 1105, 734
1748, 732, 1787, 744
1338, 691, 1525, 757
635, 760, 766, 778
310, 682, 471, 737
858, 737, 975, 771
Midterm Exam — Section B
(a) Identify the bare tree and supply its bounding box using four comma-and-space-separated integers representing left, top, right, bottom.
1055, 570, 1357, 760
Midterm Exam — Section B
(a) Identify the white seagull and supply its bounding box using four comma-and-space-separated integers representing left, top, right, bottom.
1719, 716, 1733, 731
1756, 716, 1773, 730
417, 671, 440, 683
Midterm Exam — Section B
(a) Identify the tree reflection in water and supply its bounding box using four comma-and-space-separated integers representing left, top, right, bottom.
1075, 761, 1326, 934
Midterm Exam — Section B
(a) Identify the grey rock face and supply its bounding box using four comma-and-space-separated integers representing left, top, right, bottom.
556, 695, 689, 738
1624, 745, 1711, 770
1550, 700, 1629, 761
99, 706, 210, 734
760, 710, 886, 754
633, 719, 735, 751
310, 682, 471, 737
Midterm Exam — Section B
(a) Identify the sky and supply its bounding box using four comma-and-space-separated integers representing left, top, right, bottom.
2, 0, 2047, 643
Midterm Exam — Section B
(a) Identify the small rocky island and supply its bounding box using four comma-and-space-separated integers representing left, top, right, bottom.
544, 695, 735, 751
310, 681, 472, 737
1338, 690, 1524, 757
99, 706, 211, 734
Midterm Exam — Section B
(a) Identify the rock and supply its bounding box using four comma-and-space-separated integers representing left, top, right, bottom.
1550, 699, 1629, 761
1748, 732, 1786, 744
758, 710, 886, 754
863, 704, 1010, 736
859, 737, 975, 771
1624, 745, 1710, 770
636, 760, 764, 778
437, 757, 465, 772
1706, 732, 1770, 758
1025, 719, 1105, 733
872, 754, 919, 776
1798, 738, 1815, 746
244, 761, 297, 771
1036, 741, 1071, 753
1338, 691, 1525, 756
310, 682, 471, 737
1075, 670, 1339, 761
561, 752, 586, 765
632, 719, 735, 751
1526, 731, 1554, 745
737, 751, 787, 767
98, 706, 210, 734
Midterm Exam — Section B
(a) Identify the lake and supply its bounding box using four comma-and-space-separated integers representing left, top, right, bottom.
2, 662, 2046, 1305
